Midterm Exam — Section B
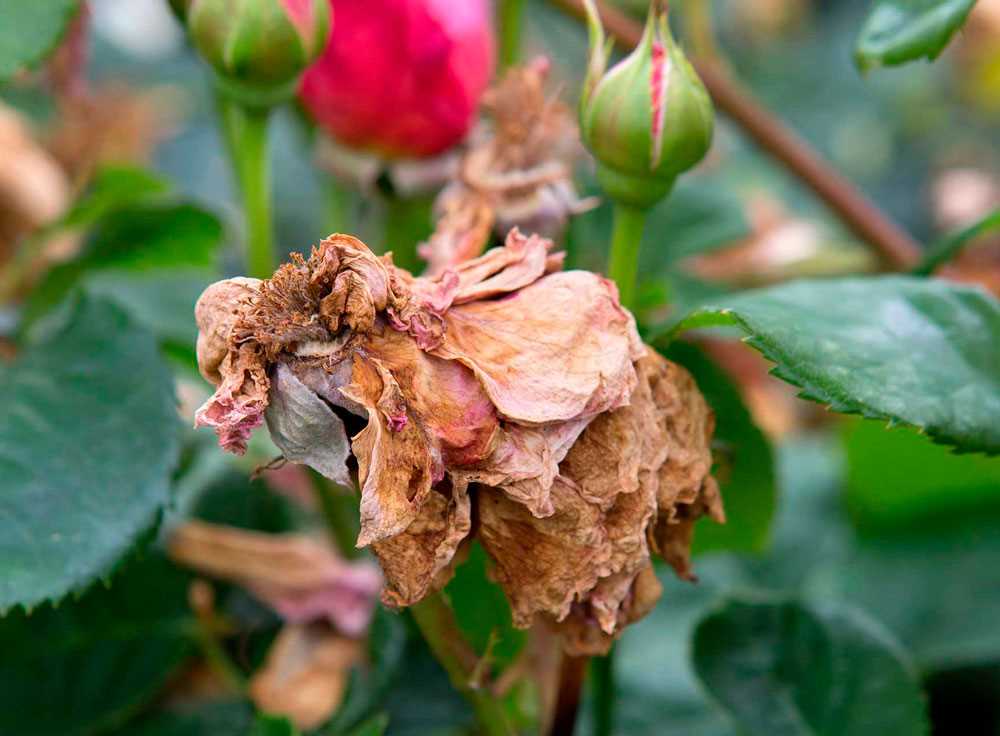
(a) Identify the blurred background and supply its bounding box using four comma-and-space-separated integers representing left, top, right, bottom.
2, 0, 999, 734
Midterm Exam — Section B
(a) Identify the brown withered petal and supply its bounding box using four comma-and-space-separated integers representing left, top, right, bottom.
559, 564, 663, 657
478, 478, 607, 629
194, 277, 263, 384
339, 357, 438, 547
434, 271, 643, 425
420, 59, 595, 275
476, 350, 719, 654
372, 479, 471, 607
453, 418, 590, 518
249, 624, 362, 731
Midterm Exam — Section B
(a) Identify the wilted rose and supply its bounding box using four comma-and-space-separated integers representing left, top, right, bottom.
299, 0, 495, 158
194, 228, 722, 653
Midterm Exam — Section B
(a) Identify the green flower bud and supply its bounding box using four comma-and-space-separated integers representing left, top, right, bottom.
187, 0, 331, 108
579, 0, 714, 210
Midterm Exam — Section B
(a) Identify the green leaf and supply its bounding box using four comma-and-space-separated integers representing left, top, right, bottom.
844, 419, 1000, 528
113, 701, 255, 736
832, 509, 1000, 671
342, 713, 390, 736
0, 296, 180, 610
0, 555, 196, 736
662, 342, 776, 554
325, 607, 407, 734
662, 276, 1000, 454
251, 714, 299, 736
912, 209, 1000, 277
855, 0, 977, 71
692, 597, 929, 736
24, 202, 223, 326
444, 543, 526, 672
80, 269, 217, 356
56, 167, 171, 231
0, 0, 79, 83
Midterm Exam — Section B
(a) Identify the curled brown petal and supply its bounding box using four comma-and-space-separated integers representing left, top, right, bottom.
372, 479, 472, 607
340, 357, 438, 547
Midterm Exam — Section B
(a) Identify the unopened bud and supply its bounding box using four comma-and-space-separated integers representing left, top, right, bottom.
580, 0, 714, 209
186, 0, 331, 107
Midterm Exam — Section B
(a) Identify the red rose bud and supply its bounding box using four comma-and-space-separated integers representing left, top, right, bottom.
580, 0, 714, 209
299, 0, 495, 159
187, 0, 331, 106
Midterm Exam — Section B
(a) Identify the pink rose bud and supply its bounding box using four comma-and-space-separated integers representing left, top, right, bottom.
299, 0, 496, 158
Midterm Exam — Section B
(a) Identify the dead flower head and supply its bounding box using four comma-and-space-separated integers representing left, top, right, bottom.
419, 58, 597, 275
194, 229, 722, 654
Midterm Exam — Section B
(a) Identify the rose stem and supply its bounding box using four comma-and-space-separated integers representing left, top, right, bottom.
410, 594, 514, 736
549, 0, 922, 270
383, 192, 434, 274
325, 175, 354, 235
607, 202, 647, 312
217, 95, 275, 280
591, 649, 615, 736
308, 470, 361, 560
550, 653, 588, 736
499, 0, 528, 69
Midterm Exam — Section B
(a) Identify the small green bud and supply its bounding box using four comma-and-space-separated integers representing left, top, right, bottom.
186, 0, 331, 108
579, 0, 714, 210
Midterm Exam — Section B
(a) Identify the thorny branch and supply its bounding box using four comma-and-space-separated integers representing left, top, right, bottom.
550, 0, 923, 270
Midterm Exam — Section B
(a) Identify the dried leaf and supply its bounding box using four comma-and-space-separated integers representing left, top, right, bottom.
266, 363, 352, 487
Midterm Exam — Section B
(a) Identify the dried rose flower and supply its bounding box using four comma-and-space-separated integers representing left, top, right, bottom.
420, 58, 597, 275
194, 228, 723, 654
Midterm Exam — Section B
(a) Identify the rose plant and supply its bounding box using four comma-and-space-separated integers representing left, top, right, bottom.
0, 1, 999, 736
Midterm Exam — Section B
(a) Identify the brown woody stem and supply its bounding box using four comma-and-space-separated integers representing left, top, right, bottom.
550, 653, 588, 736
550, 0, 922, 270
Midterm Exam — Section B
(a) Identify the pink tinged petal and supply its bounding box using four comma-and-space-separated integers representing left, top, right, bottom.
649, 40, 671, 169
446, 228, 555, 304
193, 344, 269, 455
361, 328, 500, 468
432, 270, 644, 425
168, 522, 382, 635
454, 418, 590, 517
